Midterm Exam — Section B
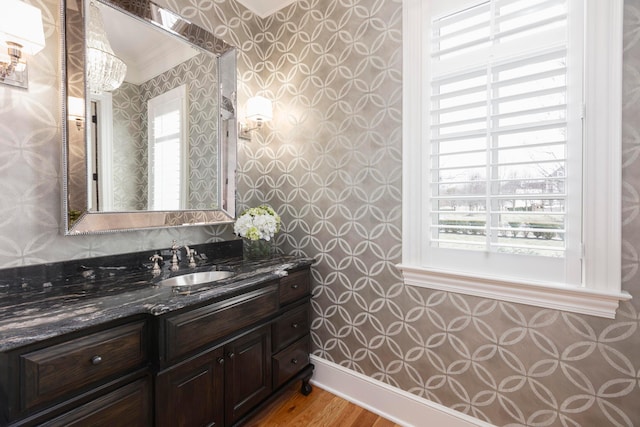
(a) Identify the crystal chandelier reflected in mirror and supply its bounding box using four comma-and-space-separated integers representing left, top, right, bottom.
87, 2, 126, 95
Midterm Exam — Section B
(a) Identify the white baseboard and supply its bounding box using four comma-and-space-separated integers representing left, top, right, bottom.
309, 355, 495, 427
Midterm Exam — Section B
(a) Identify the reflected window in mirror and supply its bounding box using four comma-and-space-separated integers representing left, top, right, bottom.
148, 85, 188, 211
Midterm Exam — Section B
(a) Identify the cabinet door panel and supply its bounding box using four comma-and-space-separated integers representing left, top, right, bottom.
225, 325, 271, 425
156, 346, 224, 427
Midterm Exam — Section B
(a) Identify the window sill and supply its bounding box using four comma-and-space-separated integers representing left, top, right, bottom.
396, 264, 631, 319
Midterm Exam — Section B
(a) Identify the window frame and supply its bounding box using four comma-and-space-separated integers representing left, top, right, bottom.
398, 0, 630, 319
147, 84, 189, 211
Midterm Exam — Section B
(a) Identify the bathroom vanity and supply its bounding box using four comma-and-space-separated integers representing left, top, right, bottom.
0, 242, 314, 426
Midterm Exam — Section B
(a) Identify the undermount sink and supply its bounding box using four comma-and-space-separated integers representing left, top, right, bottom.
157, 271, 235, 287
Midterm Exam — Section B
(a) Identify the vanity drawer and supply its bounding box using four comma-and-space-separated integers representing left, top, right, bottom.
272, 303, 309, 352
164, 283, 278, 363
20, 321, 148, 411
39, 377, 151, 427
272, 335, 310, 388
279, 269, 310, 306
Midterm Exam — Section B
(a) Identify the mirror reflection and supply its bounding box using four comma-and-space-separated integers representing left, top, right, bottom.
90, 1, 221, 212
63, 0, 238, 234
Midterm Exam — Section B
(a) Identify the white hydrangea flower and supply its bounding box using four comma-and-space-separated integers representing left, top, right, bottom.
233, 205, 281, 241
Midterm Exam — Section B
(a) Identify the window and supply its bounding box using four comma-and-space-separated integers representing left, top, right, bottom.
148, 85, 188, 211
398, 0, 630, 318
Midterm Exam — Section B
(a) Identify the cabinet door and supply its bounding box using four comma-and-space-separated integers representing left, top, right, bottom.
40, 378, 151, 427
224, 325, 272, 425
156, 346, 224, 427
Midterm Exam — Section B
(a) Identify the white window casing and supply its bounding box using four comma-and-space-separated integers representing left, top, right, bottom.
398, 0, 631, 319
148, 84, 189, 211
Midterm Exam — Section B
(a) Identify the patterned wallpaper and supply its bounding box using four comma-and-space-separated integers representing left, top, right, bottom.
0, 1, 638, 427
111, 81, 145, 210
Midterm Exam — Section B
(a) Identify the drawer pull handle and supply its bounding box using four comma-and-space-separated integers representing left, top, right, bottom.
217, 357, 225, 365
291, 284, 299, 289
91, 355, 103, 365
291, 358, 298, 365
291, 322, 300, 329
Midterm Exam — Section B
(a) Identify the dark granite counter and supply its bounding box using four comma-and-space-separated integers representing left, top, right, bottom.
0, 241, 314, 352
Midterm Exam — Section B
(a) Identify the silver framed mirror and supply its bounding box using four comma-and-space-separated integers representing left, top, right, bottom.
62, 0, 237, 235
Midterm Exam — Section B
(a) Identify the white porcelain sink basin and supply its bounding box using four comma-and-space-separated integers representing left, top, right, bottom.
157, 271, 235, 287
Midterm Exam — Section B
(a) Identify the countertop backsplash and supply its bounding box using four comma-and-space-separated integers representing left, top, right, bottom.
0, 240, 242, 295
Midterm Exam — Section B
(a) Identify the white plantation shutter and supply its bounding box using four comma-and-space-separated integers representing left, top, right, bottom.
424, 0, 582, 284
400, 0, 628, 318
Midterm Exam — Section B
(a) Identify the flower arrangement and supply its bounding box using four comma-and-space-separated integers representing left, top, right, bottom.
233, 205, 281, 241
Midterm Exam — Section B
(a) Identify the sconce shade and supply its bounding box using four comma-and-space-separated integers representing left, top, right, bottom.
246, 96, 273, 123
87, 3, 126, 94
0, 0, 46, 55
68, 96, 85, 120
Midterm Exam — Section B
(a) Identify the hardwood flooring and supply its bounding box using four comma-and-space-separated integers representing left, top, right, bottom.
245, 383, 402, 427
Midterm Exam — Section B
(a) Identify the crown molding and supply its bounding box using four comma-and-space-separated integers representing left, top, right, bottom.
236, 0, 297, 18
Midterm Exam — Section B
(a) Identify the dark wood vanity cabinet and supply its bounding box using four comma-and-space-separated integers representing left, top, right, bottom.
0, 265, 313, 427
156, 267, 313, 427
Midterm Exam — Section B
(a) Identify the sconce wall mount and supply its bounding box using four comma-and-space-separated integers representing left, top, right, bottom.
0, 0, 46, 89
239, 95, 273, 141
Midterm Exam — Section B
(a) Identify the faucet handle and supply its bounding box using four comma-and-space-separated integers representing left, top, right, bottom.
185, 246, 197, 268
149, 254, 163, 276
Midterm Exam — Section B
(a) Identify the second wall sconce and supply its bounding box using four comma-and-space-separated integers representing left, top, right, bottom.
239, 95, 273, 141
68, 96, 85, 130
0, 0, 46, 89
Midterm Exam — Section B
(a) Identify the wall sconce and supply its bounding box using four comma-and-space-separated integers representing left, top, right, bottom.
239, 95, 273, 140
68, 96, 85, 130
0, 0, 46, 89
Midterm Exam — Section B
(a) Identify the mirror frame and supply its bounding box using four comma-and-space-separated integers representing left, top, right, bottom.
61, 0, 237, 235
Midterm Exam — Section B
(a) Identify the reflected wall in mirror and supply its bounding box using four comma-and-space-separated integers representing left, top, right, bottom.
63, 0, 238, 234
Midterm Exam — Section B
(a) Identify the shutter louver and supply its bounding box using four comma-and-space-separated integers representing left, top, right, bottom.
429, 0, 569, 258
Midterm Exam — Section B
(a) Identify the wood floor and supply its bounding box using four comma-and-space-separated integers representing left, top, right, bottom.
245, 383, 402, 427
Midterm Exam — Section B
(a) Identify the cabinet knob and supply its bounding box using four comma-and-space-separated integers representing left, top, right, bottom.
227, 352, 235, 360
91, 355, 103, 365
291, 358, 298, 365
291, 322, 300, 329
291, 283, 299, 289
217, 357, 225, 365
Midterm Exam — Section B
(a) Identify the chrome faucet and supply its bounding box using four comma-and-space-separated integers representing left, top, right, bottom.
184, 245, 197, 268
149, 253, 163, 277
170, 240, 181, 271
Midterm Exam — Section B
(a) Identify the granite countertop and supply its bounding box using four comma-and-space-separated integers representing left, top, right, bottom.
0, 253, 314, 353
